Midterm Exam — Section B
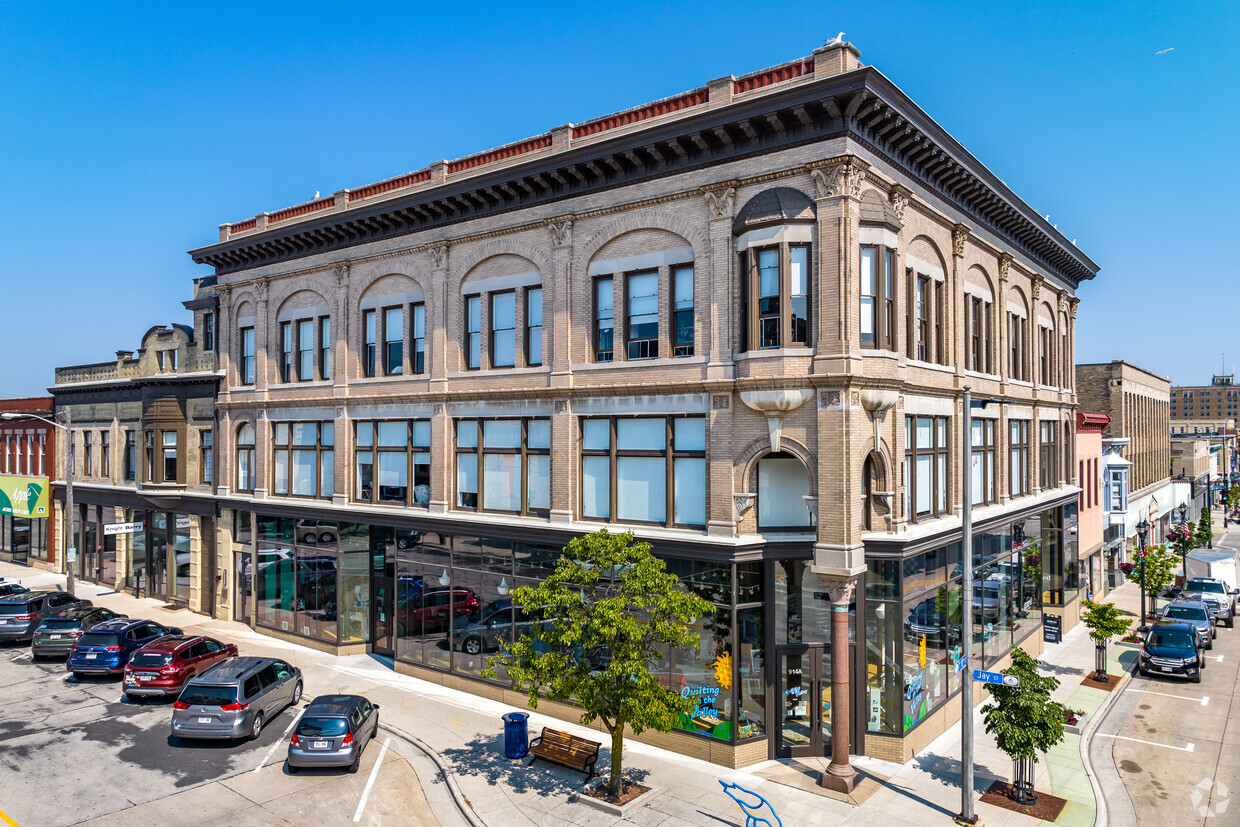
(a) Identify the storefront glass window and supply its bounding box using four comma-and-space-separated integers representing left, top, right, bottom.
670, 607, 734, 740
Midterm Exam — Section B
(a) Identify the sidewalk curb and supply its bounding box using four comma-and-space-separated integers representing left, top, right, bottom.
1077, 659, 1136, 827
378, 721, 488, 827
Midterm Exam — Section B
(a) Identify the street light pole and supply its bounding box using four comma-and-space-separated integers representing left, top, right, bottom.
1, 410, 74, 597
957, 386, 977, 826
1178, 503, 1189, 592
1137, 517, 1150, 633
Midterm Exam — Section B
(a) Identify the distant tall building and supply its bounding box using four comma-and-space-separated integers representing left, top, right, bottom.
1171, 374, 1240, 422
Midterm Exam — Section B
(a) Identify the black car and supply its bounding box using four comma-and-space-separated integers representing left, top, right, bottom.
31, 606, 127, 659
1139, 621, 1204, 682
0, 591, 91, 642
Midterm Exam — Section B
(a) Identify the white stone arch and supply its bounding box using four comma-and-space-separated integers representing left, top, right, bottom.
352, 258, 431, 303
737, 438, 817, 530
451, 237, 551, 293
274, 287, 331, 319
458, 252, 543, 293
575, 210, 709, 271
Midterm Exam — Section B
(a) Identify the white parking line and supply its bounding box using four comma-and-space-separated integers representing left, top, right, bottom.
252, 713, 301, 774
1214, 654, 1224, 662
9, 653, 30, 661
1132, 689, 1210, 706
353, 737, 390, 822
1097, 733, 1195, 752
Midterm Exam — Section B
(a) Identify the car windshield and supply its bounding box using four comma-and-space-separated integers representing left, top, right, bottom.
1165, 607, 1208, 621
39, 617, 82, 629
297, 716, 349, 737
178, 685, 237, 706
1148, 629, 1196, 649
1188, 580, 1226, 594
77, 633, 119, 647
0, 603, 33, 616
131, 652, 174, 668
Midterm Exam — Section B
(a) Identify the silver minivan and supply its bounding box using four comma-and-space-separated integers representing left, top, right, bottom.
170, 657, 303, 741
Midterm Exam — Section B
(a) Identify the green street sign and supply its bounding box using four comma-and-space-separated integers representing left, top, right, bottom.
0, 474, 50, 518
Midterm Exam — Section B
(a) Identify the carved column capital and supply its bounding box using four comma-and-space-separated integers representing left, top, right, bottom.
216, 284, 232, 306
1069, 297, 1079, 320
428, 245, 449, 269
333, 262, 350, 288
701, 181, 739, 219
808, 155, 870, 199
253, 278, 269, 303
1031, 274, 1043, 302
888, 184, 911, 223
951, 223, 970, 258
819, 576, 857, 607
547, 216, 574, 247
998, 252, 1014, 282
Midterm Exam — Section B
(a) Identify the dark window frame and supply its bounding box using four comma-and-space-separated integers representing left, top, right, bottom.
1010, 419, 1030, 497
489, 290, 517, 369
593, 276, 614, 362
524, 287, 543, 366
671, 263, 694, 357
625, 269, 660, 360
411, 302, 426, 374
239, 326, 255, 385
202, 312, 215, 351
971, 418, 996, 506
362, 309, 377, 377
741, 241, 812, 351
236, 424, 256, 493
201, 430, 213, 485
465, 294, 482, 370
271, 422, 334, 500
860, 244, 897, 350
1039, 420, 1058, 489
353, 420, 432, 508
904, 415, 949, 523
454, 418, 551, 517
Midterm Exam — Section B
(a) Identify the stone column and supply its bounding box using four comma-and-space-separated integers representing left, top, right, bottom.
428, 245, 450, 392
951, 223, 969, 387
332, 263, 351, 395
819, 576, 859, 792
549, 398, 574, 523
700, 182, 736, 380
253, 279, 270, 394
998, 253, 1012, 393
547, 217, 574, 387
807, 155, 868, 375
428, 403, 451, 514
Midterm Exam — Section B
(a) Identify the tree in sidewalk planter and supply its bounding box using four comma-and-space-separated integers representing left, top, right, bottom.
1123, 544, 1178, 620
482, 529, 715, 799
1080, 600, 1132, 682
1194, 506, 1213, 549
981, 648, 1067, 806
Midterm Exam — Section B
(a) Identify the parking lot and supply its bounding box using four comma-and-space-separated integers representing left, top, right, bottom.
0, 636, 438, 827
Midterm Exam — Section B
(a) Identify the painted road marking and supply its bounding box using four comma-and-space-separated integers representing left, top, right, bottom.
0, 805, 19, 827
1214, 654, 1224, 662
9, 653, 29, 662
1132, 689, 1209, 706
1098, 733, 1195, 752
252, 713, 301, 773
353, 737, 390, 823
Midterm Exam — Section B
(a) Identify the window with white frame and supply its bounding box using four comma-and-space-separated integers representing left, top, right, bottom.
272, 422, 333, 499
236, 423, 256, 492
1107, 468, 1128, 513
355, 420, 430, 507
455, 419, 550, 515
580, 416, 705, 527
239, 327, 255, 385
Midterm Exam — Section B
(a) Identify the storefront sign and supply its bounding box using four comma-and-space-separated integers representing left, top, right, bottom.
104, 521, 145, 536
0, 474, 50, 518
682, 685, 721, 718
1043, 614, 1063, 644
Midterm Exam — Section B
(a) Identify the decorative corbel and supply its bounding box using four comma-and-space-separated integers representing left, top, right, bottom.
888, 184, 911, 223
429, 245, 449, 269
547, 216, 574, 247
741, 389, 815, 453
733, 493, 756, 522
951, 223, 970, 258
701, 182, 738, 219
802, 496, 818, 526
808, 155, 870, 199
998, 252, 1013, 283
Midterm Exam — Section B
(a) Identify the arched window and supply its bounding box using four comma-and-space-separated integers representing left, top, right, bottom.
757, 453, 812, 529
734, 188, 814, 352
236, 423, 256, 493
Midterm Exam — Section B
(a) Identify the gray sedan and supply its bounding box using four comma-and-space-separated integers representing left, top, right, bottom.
1160, 600, 1216, 650
287, 695, 379, 774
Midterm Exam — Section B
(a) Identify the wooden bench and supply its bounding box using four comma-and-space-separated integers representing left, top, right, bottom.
527, 727, 600, 779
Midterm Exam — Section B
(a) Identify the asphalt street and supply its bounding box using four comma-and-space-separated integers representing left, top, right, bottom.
0, 635, 438, 827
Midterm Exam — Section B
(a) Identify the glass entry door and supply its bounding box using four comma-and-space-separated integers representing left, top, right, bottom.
237, 552, 252, 625
777, 646, 832, 758
372, 577, 394, 656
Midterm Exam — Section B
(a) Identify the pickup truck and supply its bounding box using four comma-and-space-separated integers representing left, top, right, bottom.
1182, 577, 1238, 628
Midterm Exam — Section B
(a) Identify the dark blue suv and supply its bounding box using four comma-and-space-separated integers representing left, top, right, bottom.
67, 619, 182, 679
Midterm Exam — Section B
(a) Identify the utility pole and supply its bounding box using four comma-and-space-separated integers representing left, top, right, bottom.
957, 386, 977, 825
62, 407, 76, 598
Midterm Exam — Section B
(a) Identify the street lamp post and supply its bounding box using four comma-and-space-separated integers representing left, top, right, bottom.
1136, 517, 1151, 633
1, 410, 74, 597
1178, 503, 1189, 592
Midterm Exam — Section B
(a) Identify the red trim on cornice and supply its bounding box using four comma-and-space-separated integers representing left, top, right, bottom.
230, 218, 257, 233
349, 170, 432, 202
571, 89, 709, 139
1076, 412, 1111, 432
268, 198, 334, 225
447, 135, 553, 174
733, 56, 814, 94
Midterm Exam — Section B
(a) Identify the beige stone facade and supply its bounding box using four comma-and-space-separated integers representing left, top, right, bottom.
191, 43, 1095, 767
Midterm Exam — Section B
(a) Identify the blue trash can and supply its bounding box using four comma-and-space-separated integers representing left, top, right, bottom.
502, 712, 530, 759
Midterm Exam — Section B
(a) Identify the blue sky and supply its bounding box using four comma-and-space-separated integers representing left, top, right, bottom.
2, 1, 1236, 395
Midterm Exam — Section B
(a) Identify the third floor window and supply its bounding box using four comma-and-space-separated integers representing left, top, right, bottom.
741, 244, 810, 351
860, 244, 896, 351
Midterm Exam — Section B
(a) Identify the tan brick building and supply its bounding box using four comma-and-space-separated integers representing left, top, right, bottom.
48, 280, 220, 612
1171, 374, 1240, 420
189, 42, 1096, 771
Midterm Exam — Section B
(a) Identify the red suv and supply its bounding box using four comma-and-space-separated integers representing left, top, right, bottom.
123, 635, 238, 701
394, 588, 480, 637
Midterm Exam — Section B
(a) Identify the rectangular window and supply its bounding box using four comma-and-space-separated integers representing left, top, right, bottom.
319, 317, 331, 381
298, 319, 314, 381
384, 307, 403, 375
861, 247, 875, 347
971, 419, 995, 505
83, 432, 93, 477
594, 277, 613, 362
203, 312, 215, 351
490, 292, 516, 368
201, 430, 213, 485
162, 431, 178, 483
884, 249, 895, 351
579, 416, 706, 527
240, 327, 255, 385
1040, 420, 1058, 489
914, 275, 929, 361
1009, 420, 1030, 497
454, 418, 549, 515
144, 431, 154, 482
523, 289, 542, 366
411, 303, 426, 373
790, 245, 809, 345
465, 295, 482, 369
280, 321, 293, 383
363, 310, 377, 377
757, 248, 780, 348
100, 431, 110, 478
934, 281, 945, 364
353, 420, 430, 507
672, 264, 694, 357
1009, 314, 1024, 381
124, 432, 135, 481
904, 415, 949, 522
273, 422, 334, 499
626, 270, 659, 360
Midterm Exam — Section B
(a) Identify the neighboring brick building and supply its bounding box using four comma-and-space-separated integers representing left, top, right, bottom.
1170, 374, 1240, 420
188, 42, 1097, 771
1075, 412, 1109, 606
49, 278, 219, 612
0, 397, 56, 568
1171, 437, 1210, 519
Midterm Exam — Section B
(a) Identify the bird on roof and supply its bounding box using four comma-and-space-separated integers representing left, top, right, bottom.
827, 32, 845, 46
1154, 47, 1175, 55
314, 190, 321, 199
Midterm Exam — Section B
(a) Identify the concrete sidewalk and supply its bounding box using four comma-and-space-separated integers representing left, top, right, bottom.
0, 561, 1140, 827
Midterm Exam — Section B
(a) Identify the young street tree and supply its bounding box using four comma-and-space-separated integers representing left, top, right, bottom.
1194, 506, 1213, 549
1123, 544, 1178, 619
484, 529, 715, 798
981, 647, 1067, 805
1081, 600, 1132, 682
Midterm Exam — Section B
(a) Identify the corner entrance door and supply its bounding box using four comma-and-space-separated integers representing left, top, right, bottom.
777, 646, 831, 758
372, 577, 394, 657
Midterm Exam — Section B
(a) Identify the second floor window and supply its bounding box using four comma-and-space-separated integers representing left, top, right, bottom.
742, 244, 811, 350
1009, 419, 1030, 497
201, 430, 212, 485
1106, 468, 1128, 513
491, 292, 516, 368
412, 304, 426, 373
580, 416, 706, 527
1039, 420, 1058, 488
319, 317, 331, 380
144, 432, 154, 482
904, 416, 948, 522
1038, 325, 1055, 386
967, 296, 993, 373
162, 431, 178, 483
236, 423, 256, 493
525, 288, 542, 366
240, 327, 255, 385
1008, 313, 1027, 381
83, 432, 93, 477
355, 420, 430, 507
124, 432, 135, 481
860, 245, 896, 350
384, 307, 403, 375
203, 312, 215, 351
673, 264, 694, 357
273, 422, 333, 499
100, 431, 110, 478
465, 296, 482, 369
971, 419, 995, 506
594, 277, 614, 362
909, 272, 946, 365
455, 418, 550, 515
626, 271, 659, 359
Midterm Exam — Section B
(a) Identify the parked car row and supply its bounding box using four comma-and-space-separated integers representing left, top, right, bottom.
1, 582, 380, 773
1140, 573, 1240, 683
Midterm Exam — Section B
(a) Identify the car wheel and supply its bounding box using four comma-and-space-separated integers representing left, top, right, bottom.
1228, 614, 1235, 629
464, 636, 483, 656
1138, 668, 1149, 677
1193, 670, 1202, 683
1207, 639, 1214, 650
287, 761, 299, 774
125, 693, 141, 703
348, 750, 362, 774
291, 681, 302, 706
249, 711, 265, 741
